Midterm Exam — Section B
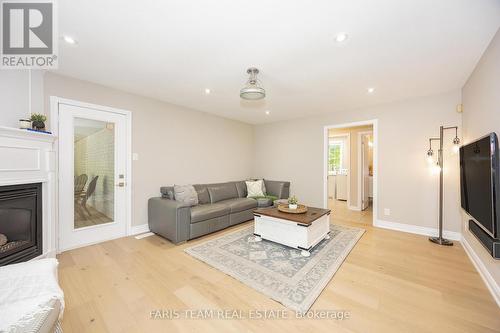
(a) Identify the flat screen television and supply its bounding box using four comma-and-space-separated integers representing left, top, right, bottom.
460, 133, 500, 239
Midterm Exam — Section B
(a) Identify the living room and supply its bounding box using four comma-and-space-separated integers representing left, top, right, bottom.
0, 1, 499, 332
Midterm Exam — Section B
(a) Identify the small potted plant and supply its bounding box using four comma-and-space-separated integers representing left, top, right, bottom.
288, 196, 298, 209
30, 113, 47, 131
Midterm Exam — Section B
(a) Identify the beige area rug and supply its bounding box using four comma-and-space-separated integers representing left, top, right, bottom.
185, 224, 364, 313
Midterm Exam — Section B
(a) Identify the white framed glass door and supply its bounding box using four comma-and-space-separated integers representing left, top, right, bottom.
58, 103, 128, 251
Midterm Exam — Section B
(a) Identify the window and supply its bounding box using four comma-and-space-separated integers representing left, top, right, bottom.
329, 140, 343, 172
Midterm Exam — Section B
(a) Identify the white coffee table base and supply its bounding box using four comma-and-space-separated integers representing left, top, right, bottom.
253, 212, 330, 256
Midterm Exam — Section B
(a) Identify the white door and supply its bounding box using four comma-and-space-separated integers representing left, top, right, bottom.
58, 102, 129, 251
361, 134, 370, 210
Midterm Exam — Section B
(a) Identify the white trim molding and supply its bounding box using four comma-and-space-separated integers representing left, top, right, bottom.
348, 205, 361, 211
357, 130, 373, 211
374, 219, 462, 241
129, 224, 150, 236
461, 235, 500, 307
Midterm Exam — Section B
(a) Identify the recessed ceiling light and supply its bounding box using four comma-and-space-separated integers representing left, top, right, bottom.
205, 88, 211, 95
265, 110, 270, 115
367, 87, 375, 94
335, 33, 348, 43
63, 35, 77, 45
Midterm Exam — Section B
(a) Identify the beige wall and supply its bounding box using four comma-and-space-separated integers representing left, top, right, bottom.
329, 125, 373, 207
0, 70, 44, 127
254, 90, 462, 232
462, 28, 500, 295
44, 73, 254, 226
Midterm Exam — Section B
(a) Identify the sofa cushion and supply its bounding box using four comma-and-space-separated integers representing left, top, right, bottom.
174, 185, 198, 206
207, 183, 238, 203
219, 198, 258, 214
193, 184, 210, 204
256, 197, 274, 207
190, 203, 231, 223
234, 181, 247, 198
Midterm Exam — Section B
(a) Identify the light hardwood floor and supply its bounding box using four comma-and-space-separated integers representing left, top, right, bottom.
74, 206, 113, 229
57, 200, 500, 332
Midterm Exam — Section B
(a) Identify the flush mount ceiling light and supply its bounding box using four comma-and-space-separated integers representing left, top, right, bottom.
335, 32, 348, 43
240, 67, 266, 100
265, 110, 270, 115
204, 88, 211, 95
367, 87, 375, 94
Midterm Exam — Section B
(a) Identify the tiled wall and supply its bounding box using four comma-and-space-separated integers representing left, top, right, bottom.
74, 128, 115, 219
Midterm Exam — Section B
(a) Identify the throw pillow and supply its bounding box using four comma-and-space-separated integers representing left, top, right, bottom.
246, 180, 265, 197
174, 185, 199, 207
0, 233, 7, 246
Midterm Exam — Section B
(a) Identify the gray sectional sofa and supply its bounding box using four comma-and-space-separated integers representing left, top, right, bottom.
148, 180, 290, 244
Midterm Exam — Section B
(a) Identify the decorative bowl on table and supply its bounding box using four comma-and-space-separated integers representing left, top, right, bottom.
277, 204, 308, 214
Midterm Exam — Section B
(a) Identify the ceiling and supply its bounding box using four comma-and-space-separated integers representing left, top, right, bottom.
54, 0, 500, 124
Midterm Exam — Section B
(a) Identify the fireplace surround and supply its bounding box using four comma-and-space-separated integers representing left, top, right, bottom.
0, 183, 43, 266
0, 126, 57, 263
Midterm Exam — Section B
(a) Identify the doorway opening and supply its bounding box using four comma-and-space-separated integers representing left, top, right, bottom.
324, 120, 377, 226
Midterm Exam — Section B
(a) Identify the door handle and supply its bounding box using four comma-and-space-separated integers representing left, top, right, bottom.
116, 182, 125, 187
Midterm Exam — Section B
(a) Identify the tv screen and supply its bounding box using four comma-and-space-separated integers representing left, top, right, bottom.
460, 133, 499, 238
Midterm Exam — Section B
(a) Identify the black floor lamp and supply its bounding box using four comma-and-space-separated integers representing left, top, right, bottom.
426, 125, 460, 246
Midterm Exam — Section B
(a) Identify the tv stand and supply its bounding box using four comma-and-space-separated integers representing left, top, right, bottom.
469, 220, 500, 259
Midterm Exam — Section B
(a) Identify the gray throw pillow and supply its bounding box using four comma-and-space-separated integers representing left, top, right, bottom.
174, 185, 199, 207
0, 233, 7, 246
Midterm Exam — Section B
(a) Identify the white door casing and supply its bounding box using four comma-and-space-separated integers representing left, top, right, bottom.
361, 134, 371, 210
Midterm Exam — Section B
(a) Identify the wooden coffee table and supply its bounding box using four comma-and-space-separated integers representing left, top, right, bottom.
253, 206, 331, 257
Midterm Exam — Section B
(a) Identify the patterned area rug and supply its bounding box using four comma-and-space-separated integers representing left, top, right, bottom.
185, 224, 365, 313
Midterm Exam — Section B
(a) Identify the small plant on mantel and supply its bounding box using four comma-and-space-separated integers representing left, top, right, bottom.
288, 195, 298, 209
30, 113, 47, 131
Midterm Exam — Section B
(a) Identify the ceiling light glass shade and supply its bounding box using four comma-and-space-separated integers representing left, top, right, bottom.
240, 68, 266, 100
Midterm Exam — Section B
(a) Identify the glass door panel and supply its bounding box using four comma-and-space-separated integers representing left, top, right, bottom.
73, 117, 115, 229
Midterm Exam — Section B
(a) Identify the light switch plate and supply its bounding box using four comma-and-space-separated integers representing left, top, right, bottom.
384, 208, 391, 216
132, 153, 139, 161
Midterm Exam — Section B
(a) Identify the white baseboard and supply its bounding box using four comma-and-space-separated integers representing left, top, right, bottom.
129, 224, 150, 236
374, 219, 462, 241
461, 235, 500, 308
32, 249, 57, 261
348, 205, 361, 211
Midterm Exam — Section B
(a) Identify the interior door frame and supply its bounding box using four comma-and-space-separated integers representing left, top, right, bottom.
323, 119, 378, 226
50, 96, 132, 253
358, 130, 373, 211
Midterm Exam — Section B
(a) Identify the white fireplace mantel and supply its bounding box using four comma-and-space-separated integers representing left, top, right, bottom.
0, 125, 58, 259
0, 126, 56, 144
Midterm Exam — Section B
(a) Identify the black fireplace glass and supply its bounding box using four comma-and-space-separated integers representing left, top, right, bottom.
0, 183, 42, 266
